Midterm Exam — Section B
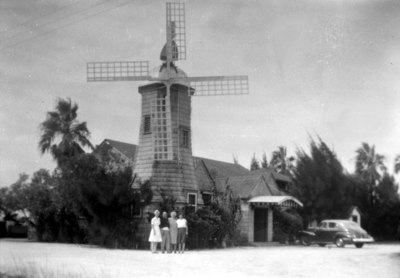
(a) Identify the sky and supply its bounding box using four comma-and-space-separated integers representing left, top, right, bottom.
0, 0, 399, 187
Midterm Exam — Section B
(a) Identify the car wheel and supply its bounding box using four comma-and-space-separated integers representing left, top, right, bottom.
355, 243, 364, 248
317, 243, 326, 247
335, 237, 345, 248
301, 236, 311, 246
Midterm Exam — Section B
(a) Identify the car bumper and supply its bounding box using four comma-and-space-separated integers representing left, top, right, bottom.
342, 237, 374, 244
352, 238, 374, 243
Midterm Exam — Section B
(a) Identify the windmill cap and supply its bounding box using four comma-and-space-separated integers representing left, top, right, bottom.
138, 65, 189, 87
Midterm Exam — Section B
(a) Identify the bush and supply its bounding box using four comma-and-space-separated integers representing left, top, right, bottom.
273, 207, 303, 243
185, 207, 222, 249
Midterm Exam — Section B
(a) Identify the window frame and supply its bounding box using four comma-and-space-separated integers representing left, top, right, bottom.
131, 202, 142, 218
179, 126, 190, 148
143, 115, 151, 134
201, 192, 213, 206
187, 193, 197, 211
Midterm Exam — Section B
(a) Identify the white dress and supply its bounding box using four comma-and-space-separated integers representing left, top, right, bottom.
148, 217, 162, 242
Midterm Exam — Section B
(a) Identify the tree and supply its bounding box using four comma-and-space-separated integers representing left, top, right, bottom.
62, 154, 152, 248
38, 98, 94, 166
395, 154, 400, 174
270, 146, 295, 177
376, 173, 399, 204
25, 169, 62, 242
261, 152, 268, 169
250, 154, 260, 171
0, 173, 30, 214
355, 143, 386, 206
0, 170, 78, 242
232, 153, 239, 165
293, 138, 352, 226
371, 173, 400, 240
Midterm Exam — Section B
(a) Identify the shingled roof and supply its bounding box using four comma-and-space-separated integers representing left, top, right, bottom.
213, 174, 284, 199
193, 157, 250, 178
247, 168, 292, 183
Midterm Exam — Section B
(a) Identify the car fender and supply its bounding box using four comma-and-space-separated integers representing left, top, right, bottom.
299, 230, 315, 237
334, 232, 351, 240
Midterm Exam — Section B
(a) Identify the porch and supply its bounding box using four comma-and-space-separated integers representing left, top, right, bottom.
239, 196, 303, 244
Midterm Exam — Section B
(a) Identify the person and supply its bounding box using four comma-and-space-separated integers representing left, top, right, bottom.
168, 211, 178, 253
148, 210, 162, 253
160, 211, 171, 253
176, 212, 188, 254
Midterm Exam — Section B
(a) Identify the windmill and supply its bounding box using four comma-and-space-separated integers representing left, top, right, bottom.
86, 3, 249, 215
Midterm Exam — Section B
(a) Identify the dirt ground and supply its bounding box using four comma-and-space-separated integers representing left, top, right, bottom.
0, 239, 399, 278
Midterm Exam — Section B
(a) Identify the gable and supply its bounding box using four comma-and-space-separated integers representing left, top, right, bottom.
93, 139, 138, 171
104, 139, 138, 162
94, 139, 137, 163
262, 174, 284, 196
250, 178, 272, 197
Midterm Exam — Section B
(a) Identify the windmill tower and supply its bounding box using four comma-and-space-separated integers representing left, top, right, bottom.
87, 3, 248, 213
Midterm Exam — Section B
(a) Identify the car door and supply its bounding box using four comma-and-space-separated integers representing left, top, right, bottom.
326, 222, 338, 242
314, 222, 328, 242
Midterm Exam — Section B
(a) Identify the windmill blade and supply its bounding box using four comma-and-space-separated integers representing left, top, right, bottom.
185, 76, 249, 96
87, 61, 150, 82
165, 2, 186, 62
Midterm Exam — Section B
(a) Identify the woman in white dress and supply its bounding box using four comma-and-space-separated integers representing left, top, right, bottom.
149, 210, 162, 253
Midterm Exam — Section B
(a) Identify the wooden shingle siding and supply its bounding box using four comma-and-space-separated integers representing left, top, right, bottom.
134, 83, 201, 205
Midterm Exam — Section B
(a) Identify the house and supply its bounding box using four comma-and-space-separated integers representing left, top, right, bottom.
347, 206, 362, 226
93, 139, 302, 245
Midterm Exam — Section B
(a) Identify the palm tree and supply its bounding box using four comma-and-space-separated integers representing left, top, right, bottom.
355, 142, 386, 206
270, 146, 295, 177
38, 98, 94, 166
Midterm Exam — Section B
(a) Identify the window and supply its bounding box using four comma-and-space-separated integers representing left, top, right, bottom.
187, 193, 197, 212
132, 201, 141, 217
181, 129, 189, 148
328, 223, 337, 229
202, 192, 212, 206
152, 97, 172, 160
143, 115, 151, 134
318, 222, 327, 228
276, 181, 288, 192
179, 126, 190, 148
352, 215, 358, 223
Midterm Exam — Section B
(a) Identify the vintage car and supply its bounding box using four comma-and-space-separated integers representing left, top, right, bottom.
299, 220, 374, 248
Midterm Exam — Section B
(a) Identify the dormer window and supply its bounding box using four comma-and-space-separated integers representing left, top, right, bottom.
276, 181, 289, 192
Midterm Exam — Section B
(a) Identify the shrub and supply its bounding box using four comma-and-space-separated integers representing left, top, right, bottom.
273, 207, 303, 243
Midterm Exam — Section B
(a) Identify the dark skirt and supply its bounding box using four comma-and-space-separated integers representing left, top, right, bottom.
177, 228, 186, 243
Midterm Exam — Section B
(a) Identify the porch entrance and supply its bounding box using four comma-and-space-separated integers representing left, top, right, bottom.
254, 208, 268, 242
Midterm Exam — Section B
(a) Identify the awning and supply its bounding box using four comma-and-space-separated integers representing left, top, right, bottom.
248, 196, 303, 208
